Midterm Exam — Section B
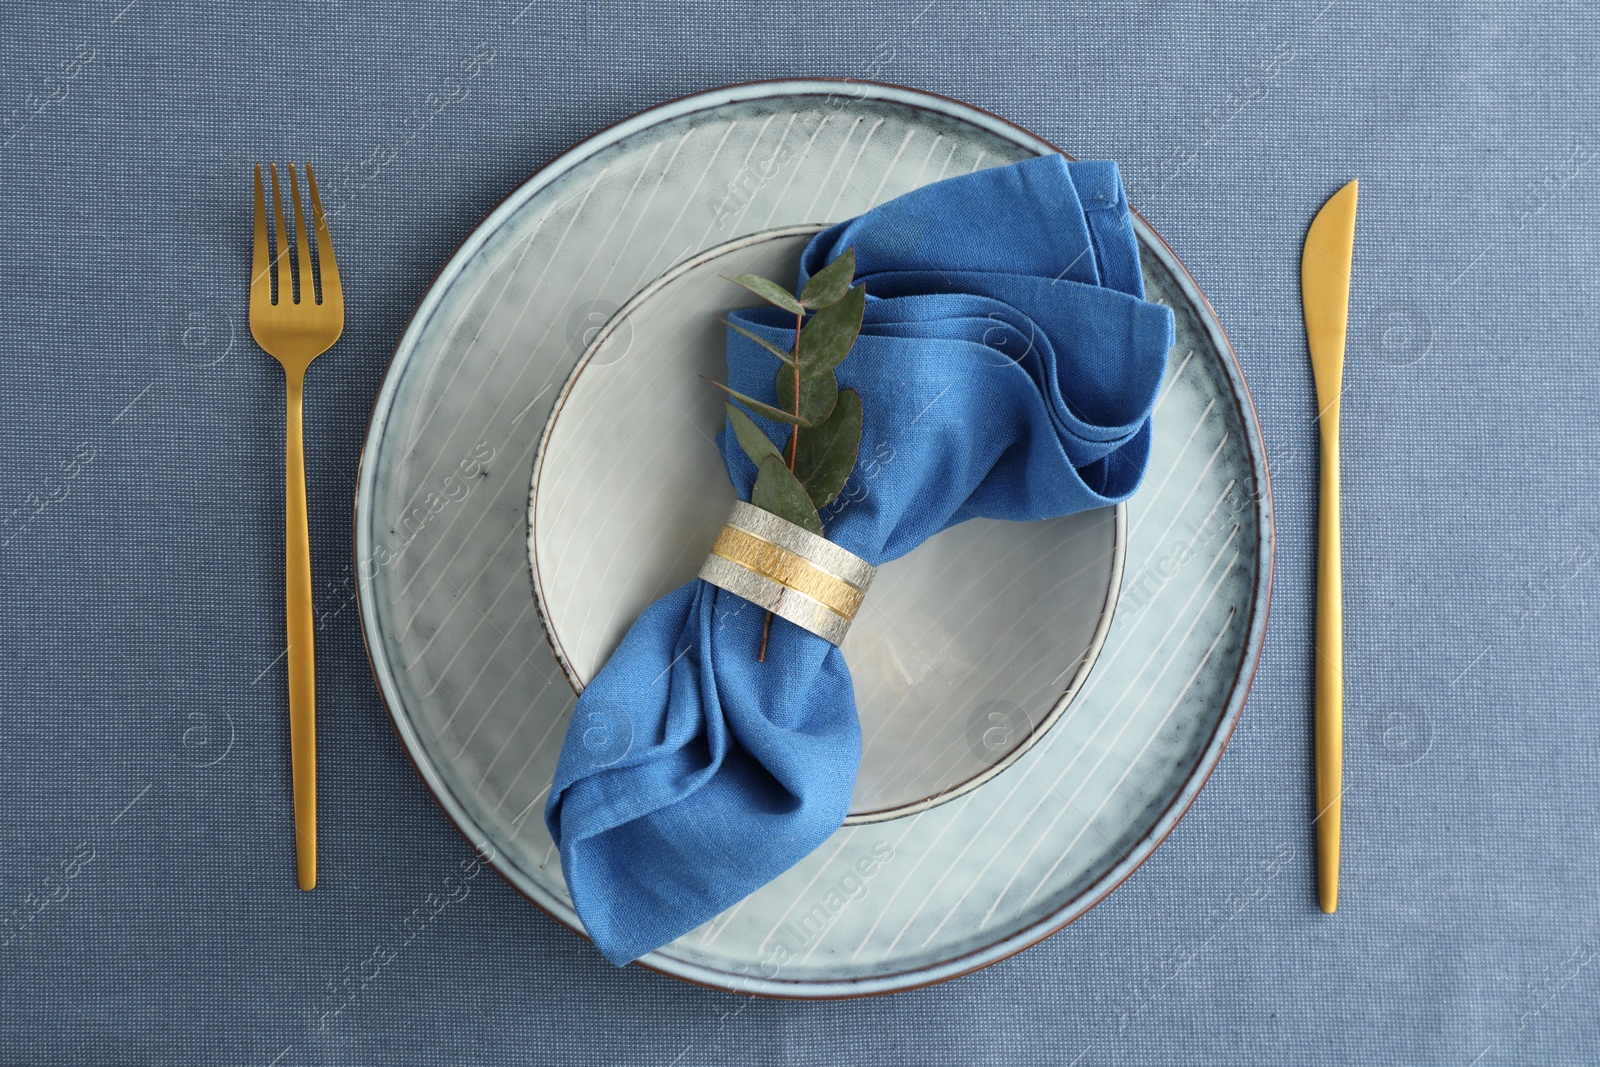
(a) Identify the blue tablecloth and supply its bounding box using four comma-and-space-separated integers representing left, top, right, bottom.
2, 2, 1596, 1063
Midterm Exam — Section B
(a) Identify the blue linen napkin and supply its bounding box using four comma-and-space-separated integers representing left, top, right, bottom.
544, 154, 1175, 966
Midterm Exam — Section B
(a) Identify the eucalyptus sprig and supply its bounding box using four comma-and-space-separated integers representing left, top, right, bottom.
706, 248, 866, 659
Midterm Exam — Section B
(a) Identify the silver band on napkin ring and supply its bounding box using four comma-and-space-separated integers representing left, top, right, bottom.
697, 501, 876, 646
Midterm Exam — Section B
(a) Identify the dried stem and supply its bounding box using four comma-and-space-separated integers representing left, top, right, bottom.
757, 612, 773, 662
762, 309, 805, 664
787, 309, 802, 468
764, 307, 806, 668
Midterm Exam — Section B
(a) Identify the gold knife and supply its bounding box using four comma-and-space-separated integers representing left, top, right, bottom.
1302, 179, 1357, 914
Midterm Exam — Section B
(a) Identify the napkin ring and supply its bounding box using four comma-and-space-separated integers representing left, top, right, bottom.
698, 501, 875, 646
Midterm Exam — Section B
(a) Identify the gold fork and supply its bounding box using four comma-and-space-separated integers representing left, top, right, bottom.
249, 163, 344, 890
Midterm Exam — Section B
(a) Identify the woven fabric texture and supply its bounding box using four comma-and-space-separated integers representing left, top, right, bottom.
1, 0, 1596, 1063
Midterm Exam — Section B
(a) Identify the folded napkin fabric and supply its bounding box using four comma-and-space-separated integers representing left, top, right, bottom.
545, 153, 1175, 965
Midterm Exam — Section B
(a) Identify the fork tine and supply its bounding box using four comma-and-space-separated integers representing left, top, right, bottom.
287, 164, 316, 306
251, 165, 271, 309
269, 163, 292, 306
304, 163, 341, 308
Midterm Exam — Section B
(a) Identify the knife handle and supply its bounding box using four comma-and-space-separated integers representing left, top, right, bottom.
1315, 414, 1342, 913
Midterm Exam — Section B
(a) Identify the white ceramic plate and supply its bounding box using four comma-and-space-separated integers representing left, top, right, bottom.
529, 223, 1124, 822
355, 80, 1272, 997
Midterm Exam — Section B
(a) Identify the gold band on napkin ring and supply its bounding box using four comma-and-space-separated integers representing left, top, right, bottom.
697, 501, 875, 646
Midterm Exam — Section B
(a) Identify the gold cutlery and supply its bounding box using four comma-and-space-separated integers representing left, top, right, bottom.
1302, 179, 1357, 913
249, 163, 344, 890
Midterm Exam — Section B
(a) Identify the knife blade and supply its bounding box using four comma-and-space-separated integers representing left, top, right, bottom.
1302, 179, 1357, 914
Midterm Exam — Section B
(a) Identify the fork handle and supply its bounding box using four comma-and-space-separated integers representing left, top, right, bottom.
284, 371, 317, 890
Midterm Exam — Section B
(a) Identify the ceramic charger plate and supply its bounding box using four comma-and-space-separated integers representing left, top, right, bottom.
355, 80, 1273, 997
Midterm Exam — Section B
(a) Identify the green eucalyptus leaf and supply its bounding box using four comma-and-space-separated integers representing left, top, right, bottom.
701, 377, 817, 427
798, 247, 856, 309
725, 402, 782, 468
793, 388, 863, 509
725, 273, 805, 315
775, 364, 839, 425
752, 454, 824, 536
799, 284, 865, 379
721, 317, 797, 366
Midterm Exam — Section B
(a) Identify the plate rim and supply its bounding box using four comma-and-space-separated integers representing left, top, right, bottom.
352, 77, 1276, 999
